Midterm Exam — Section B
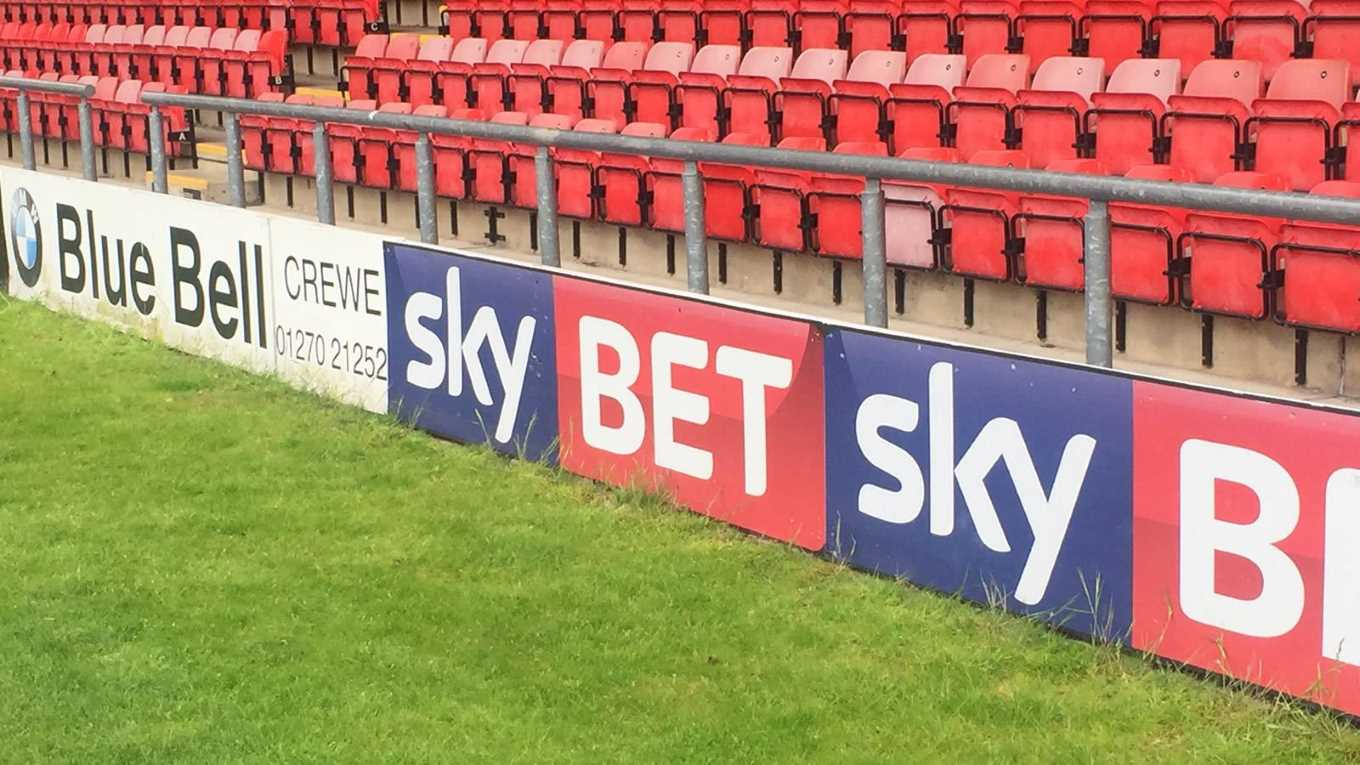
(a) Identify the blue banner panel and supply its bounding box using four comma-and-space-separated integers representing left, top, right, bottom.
824, 328, 1134, 639
384, 243, 558, 463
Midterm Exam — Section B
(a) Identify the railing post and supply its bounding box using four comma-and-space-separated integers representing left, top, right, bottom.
223, 110, 246, 207
535, 144, 560, 267
148, 105, 167, 193
16, 88, 34, 171
313, 121, 335, 226
77, 95, 96, 181
681, 160, 708, 294
861, 176, 888, 328
1084, 198, 1113, 368
415, 131, 437, 245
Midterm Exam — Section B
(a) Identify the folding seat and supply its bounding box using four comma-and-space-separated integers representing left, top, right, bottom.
1082, 0, 1152, 69
128, 23, 163, 81
940, 149, 1029, 279
34, 20, 66, 71
1178, 171, 1287, 319
326, 99, 379, 185
1246, 59, 1350, 192
244, 0, 289, 31
498, 113, 581, 208
1086, 57, 1180, 174
1308, 0, 1360, 88
955, 0, 1019, 66
429, 37, 488, 110
391, 104, 454, 194
197, 26, 237, 96
85, 73, 117, 145
540, 0, 581, 40
1149, 0, 1227, 73
439, 0, 477, 39
222, 29, 287, 98
541, 38, 617, 119
1108, 164, 1193, 304
580, 0, 619, 40
470, 0, 510, 42
771, 48, 855, 143
698, 0, 746, 45
885, 52, 966, 151
146, 24, 183, 85
166, 24, 207, 87
584, 42, 690, 128
1013, 158, 1110, 289
391, 37, 453, 107
620, 0, 661, 42
1162, 58, 1262, 182
751, 136, 829, 252
948, 53, 1031, 159
883, 147, 959, 269
355, 101, 412, 189
546, 117, 612, 219
655, 0, 700, 43
343, 34, 394, 101
597, 121, 669, 225
1012, 56, 1104, 167
795, 0, 850, 51
468, 38, 531, 112
305, 0, 380, 48
284, 94, 347, 176
468, 111, 530, 204
1223, 0, 1306, 81
671, 44, 756, 136
240, 90, 284, 171
506, 0, 542, 39
746, 0, 796, 47
27, 72, 61, 138
1015, 0, 1084, 68
122, 81, 183, 155
716, 47, 804, 143
96, 77, 139, 149
89, 22, 118, 75
505, 39, 569, 114
806, 141, 892, 259
821, 50, 908, 146
1272, 180, 1360, 333
646, 127, 761, 240
844, 0, 902, 58
108, 22, 142, 77
12, 21, 45, 71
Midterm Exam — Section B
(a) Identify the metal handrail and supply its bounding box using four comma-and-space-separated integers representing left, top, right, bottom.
0, 76, 96, 181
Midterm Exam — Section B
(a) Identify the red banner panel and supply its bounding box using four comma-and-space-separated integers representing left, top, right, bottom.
1133, 381, 1360, 714
553, 277, 826, 550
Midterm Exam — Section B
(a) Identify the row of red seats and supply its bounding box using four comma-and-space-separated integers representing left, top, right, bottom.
0, 23, 289, 96
237, 96, 1360, 335
434, 0, 1360, 80
0, 71, 191, 156
338, 34, 1360, 190
0, 0, 383, 47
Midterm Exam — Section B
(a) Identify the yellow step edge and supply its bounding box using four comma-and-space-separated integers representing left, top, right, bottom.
295, 85, 344, 100
143, 170, 210, 192
197, 142, 226, 160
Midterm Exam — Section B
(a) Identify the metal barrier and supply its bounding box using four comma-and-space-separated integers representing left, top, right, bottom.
0, 76, 97, 182
9, 82, 1355, 370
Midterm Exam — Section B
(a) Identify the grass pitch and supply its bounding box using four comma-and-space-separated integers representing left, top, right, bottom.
1, 296, 1359, 763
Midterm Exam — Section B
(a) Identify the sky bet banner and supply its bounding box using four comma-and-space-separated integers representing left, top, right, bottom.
10, 186, 1360, 716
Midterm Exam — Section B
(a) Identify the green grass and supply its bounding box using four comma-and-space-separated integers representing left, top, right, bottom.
1, 295, 1359, 764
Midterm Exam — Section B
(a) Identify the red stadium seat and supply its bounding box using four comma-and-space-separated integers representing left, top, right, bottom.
222, 28, 285, 98
469, 110, 530, 203
1247, 58, 1349, 192
1014, 55, 1104, 167
884, 146, 958, 269
1309, 0, 1360, 88
1182, 170, 1287, 319
956, 0, 1018, 66
198, 26, 235, 96
1163, 58, 1262, 182
772, 47, 850, 143
1274, 180, 1360, 333
597, 121, 668, 225
844, 0, 900, 58
1015, 0, 1083, 68
240, 90, 282, 170
469, 38, 530, 112
596, 41, 691, 128
942, 149, 1030, 279
540, 0, 581, 39
539, 38, 606, 120
796, 0, 850, 51
1082, 0, 1151, 70
747, 0, 796, 48
827, 50, 908, 146
398, 37, 454, 107
719, 45, 794, 141
665, 43, 740, 134
1015, 158, 1110, 290
898, 1, 958, 63
327, 99, 378, 184
1224, 0, 1305, 81
620, 0, 661, 42
1087, 57, 1180, 173
751, 135, 829, 252
885, 52, 966, 152
548, 40, 644, 121
1150, 0, 1226, 74
1109, 164, 1194, 304
430, 37, 488, 110
808, 140, 890, 259
949, 53, 1031, 159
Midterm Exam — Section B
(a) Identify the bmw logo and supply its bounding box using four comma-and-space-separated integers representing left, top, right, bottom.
9, 187, 41, 288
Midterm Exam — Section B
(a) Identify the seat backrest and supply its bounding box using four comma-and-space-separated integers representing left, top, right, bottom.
142, 25, 166, 47
1310, 180, 1360, 198
737, 46, 794, 79
576, 118, 619, 133
904, 54, 967, 89
1125, 164, 1195, 182
184, 26, 211, 47
643, 41, 694, 73
492, 110, 531, 125
971, 149, 1031, 168
233, 29, 261, 52
415, 104, 450, 118
93, 76, 118, 99
522, 39, 565, 67
161, 26, 189, 47
621, 121, 666, 137
1105, 58, 1181, 104
208, 27, 237, 50
789, 48, 849, 83
690, 45, 741, 77
113, 79, 141, 103
450, 37, 488, 64
379, 101, 414, 115
834, 140, 889, 156
1264, 59, 1351, 108
353, 33, 388, 57
845, 50, 908, 86
417, 37, 454, 62
1182, 59, 1263, 106
531, 113, 575, 128
385, 34, 421, 60
486, 39, 530, 66
560, 39, 606, 68
601, 41, 648, 69
103, 24, 125, 44
1215, 170, 1289, 191
1030, 56, 1105, 99
85, 23, 107, 44
122, 24, 145, 44
967, 54, 1032, 90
